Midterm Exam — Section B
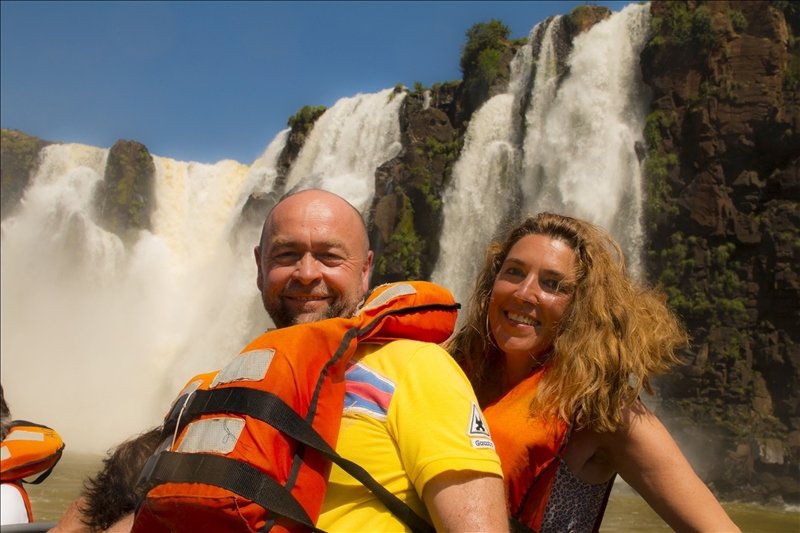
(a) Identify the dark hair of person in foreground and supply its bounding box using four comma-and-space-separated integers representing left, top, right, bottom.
79, 428, 162, 532
1, 384, 12, 441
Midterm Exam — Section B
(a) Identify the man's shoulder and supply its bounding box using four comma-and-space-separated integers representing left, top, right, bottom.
359, 339, 448, 360
355, 339, 462, 382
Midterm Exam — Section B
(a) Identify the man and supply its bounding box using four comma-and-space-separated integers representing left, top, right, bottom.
55, 189, 508, 532
254, 189, 508, 532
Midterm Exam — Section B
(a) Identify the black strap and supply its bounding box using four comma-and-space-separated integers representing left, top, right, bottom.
8, 420, 54, 430
22, 449, 63, 485
510, 516, 538, 533
140, 451, 325, 533
176, 387, 435, 533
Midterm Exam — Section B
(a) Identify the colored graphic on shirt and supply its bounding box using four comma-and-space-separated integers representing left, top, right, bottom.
468, 402, 491, 437
343, 361, 396, 421
468, 402, 496, 450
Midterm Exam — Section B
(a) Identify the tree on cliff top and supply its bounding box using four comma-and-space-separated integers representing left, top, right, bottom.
459, 19, 512, 114
459, 19, 511, 75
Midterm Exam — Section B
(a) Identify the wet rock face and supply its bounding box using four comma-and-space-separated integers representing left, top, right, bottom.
97, 139, 156, 240
563, 5, 612, 49
274, 105, 327, 191
0, 129, 52, 220
641, 0, 799, 504
368, 92, 461, 285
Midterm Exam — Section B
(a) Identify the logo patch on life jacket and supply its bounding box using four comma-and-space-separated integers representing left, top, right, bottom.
343, 361, 396, 422
467, 402, 491, 438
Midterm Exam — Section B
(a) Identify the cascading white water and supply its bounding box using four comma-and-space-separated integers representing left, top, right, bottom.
432, 4, 651, 312
430, 35, 536, 310
0, 132, 288, 454
285, 88, 404, 214
522, 4, 652, 276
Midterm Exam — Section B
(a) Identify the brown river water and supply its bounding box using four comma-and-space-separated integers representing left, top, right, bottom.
23, 452, 800, 532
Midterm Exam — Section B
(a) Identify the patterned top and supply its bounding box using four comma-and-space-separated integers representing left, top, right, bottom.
539, 461, 613, 533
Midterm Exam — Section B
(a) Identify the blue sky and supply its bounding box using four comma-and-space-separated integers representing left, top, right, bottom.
1, 1, 635, 165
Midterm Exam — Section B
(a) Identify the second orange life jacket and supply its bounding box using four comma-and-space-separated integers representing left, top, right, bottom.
1, 421, 65, 523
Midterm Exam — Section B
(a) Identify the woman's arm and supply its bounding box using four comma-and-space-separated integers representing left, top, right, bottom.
600, 401, 740, 533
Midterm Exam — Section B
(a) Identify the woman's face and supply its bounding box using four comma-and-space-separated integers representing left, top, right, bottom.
489, 234, 576, 364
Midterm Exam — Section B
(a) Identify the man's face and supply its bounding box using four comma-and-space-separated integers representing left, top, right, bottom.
255, 191, 373, 328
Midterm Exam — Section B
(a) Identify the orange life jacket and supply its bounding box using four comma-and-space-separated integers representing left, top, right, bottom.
1, 422, 64, 485
1, 421, 65, 523
482, 368, 569, 532
133, 281, 458, 533
484, 368, 611, 533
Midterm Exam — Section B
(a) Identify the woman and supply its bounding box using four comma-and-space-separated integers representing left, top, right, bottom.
447, 213, 739, 533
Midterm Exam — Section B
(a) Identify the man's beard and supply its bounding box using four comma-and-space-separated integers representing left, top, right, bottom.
263, 291, 360, 329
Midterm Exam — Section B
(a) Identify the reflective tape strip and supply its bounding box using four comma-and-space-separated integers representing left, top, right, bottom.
211, 349, 275, 388
357, 283, 416, 315
179, 379, 203, 398
0, 446, 9, 461
176, 417, 245, 454
5, 430, 45, 442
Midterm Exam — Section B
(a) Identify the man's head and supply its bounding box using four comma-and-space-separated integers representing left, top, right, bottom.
254, 189, 373, 328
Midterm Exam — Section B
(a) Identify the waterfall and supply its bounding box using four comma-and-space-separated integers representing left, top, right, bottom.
0, 133, 287, 453
285, 88, 404, 214
432, 4, 651, 314
430, 33, 536, 310
522, 4, 651, 277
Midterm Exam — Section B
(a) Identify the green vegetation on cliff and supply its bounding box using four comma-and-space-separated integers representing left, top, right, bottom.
642, 110, 679, 231
459, 19, 516, 110
460, 19, 511, 75
1, 129, 52, 220
287, 105, 327, 145
649, 2, 716, 48
655, 234, 748, 329
375, 192, 422, 280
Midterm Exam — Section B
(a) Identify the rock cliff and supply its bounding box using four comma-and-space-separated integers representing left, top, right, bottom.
641, 0, 799, 504
0, 129, 52, 220
97, 139, 156, 241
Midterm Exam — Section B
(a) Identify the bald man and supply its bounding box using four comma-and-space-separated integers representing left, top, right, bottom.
254, 189, 508, 532
254, 189, 373, 329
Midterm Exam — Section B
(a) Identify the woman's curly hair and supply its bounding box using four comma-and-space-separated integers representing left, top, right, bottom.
446, 212, 688, 432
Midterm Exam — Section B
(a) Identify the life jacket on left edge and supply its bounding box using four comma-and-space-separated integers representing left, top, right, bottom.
133, 281, 459, 533
1, 421, 65, 523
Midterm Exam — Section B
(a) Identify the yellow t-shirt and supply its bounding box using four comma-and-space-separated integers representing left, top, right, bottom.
317, 339, 503, 532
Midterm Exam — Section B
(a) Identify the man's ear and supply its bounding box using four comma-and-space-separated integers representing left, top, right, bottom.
254, 246, 264, 292
361, 251, 374, 294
